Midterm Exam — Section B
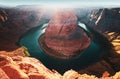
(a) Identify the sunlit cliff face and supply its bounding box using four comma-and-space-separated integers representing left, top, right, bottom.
40, 9, 91, 59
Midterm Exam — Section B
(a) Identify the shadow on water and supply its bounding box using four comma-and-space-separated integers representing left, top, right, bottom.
19, 21, 112, 73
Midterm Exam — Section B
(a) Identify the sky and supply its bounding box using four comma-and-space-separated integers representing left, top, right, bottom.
0, 0, 120, 8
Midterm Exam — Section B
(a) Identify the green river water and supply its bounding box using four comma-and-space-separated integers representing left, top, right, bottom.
19, 22, 109, 73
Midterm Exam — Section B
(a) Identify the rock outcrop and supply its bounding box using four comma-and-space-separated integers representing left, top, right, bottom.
44, 9, 91, 59
0, 55, 62, 79
1, 54, 120, 79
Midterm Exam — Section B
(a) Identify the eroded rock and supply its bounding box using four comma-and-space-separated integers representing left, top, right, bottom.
44, 9, 91, 59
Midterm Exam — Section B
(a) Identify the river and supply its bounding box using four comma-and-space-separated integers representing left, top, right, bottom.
19, 22, 109, 73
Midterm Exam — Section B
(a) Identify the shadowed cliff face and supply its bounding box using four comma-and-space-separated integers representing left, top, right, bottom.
0, 7, 51, 51
88, 8, 120, 33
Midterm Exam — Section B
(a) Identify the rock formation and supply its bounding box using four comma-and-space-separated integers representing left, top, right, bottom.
44, 9, 91, 59
0, 54, 120, 79
0, 55, 62, 79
